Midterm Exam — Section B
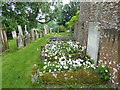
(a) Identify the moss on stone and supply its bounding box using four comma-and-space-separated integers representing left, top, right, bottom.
41, 69, 103, 85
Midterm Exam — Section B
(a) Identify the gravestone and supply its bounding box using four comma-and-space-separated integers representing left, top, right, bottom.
24, 34, 30, 46
0, 30, 9, 53
17, 35, 24, 49
18, 25, 23, 36
12, 31, 17, 39
35, 30, 39, 39
30, 30, 35, 41
40, 31, 43, 37
87, 22, 100, 64
24, 25, 28, 35
50, 28, 52, 33
44, 25, 49, 34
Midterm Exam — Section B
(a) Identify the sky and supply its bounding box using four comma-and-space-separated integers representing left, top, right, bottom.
63, 0, 70, 5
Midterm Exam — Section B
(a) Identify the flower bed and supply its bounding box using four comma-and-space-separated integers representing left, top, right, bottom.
32, 40, 110, 85
41, 40, 85, 57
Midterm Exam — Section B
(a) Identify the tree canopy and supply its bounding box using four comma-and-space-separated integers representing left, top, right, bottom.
1, 1, 80, 32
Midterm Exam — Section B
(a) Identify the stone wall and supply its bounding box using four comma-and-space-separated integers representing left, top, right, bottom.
98, 29, 120, 86
74, 2, 120, 86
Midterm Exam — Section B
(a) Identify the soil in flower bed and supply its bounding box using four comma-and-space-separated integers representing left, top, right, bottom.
41, 69, 104, 85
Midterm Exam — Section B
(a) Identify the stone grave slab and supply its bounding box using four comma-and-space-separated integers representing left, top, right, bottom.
87, 22, 100, 64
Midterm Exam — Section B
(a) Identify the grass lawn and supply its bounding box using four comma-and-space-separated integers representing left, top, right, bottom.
2, 32, 70, 88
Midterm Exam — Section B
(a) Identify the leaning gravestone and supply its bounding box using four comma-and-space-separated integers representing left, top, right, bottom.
87, 22, 100, 64
17, 35, 24, 49
0, 30, 9, 53
18, 25, 23, 36
12, 31, 17, 39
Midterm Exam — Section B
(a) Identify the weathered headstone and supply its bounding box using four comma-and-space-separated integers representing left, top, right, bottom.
24, 25, 28, 35
30, 30, 35, 41
44, 25, 49, 34
12, 31, 17, 39
86, 22, 100, 64
50, 28, 52, 33
35, 30, 39, 39
17, 35, 24, 49
0, 30, 9, 53
18, 25, 23, 36
24, 34, 30, 46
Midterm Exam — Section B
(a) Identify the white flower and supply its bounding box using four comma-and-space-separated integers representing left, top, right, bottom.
43, 66, 47, 69
64, 66, 68, 69
105, 70, 108, 72
54, 69, 57, 71
71, 76, 73, 78
55, 56, 57, 59
44, 62, 47, 64
65, 77, 67, 80
49, 69, 51, 72
52, 73, 57, 78
69, 55, 72, 57
45, 54, 47, 56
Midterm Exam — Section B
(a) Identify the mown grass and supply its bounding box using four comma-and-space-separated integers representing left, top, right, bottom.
2, 32, 69, 88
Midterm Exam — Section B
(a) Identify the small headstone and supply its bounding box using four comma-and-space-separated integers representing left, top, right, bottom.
35, 30, 39, 39
30, 30, 35, 41
18, 25, 23, 36
12, 31, 17, 39
24, 34, 30, 46
17, 35, 24, 49
50, 28, 52, 33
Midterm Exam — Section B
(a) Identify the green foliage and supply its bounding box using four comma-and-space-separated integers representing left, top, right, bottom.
1, 2, 58, 33
96, 65, 110, 81
53, 25, 66, 32
65, 11, 80, 30
52, 2, 80, 26
64, 83, 77, 88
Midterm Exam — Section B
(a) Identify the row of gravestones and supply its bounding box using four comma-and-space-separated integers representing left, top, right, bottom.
0, 24, 51, 53
14, 25, 49, 49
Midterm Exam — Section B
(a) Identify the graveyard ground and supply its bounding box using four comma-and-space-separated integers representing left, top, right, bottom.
2, 32, 70, 88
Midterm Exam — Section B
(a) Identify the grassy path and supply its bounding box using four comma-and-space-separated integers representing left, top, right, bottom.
2, 32, 69, 88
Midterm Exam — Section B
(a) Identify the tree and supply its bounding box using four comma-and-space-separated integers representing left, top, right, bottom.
1, 2, 57, 32
54, 2, 80, 26
65, 11, 80, 30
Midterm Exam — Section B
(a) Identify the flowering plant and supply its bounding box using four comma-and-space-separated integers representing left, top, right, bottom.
36, 40, 111, 84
